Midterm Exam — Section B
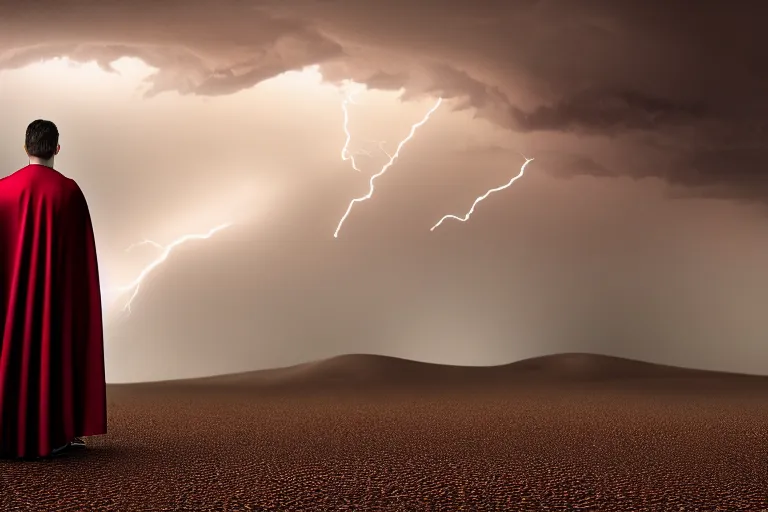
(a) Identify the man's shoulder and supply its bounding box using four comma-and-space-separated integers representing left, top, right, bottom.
60, 175, 81, 192
1, 166, 82, 201
53, 175, 85, 206
33, 166, 80, 191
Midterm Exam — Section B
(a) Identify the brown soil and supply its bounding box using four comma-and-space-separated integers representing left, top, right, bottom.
2, 353, 768, 511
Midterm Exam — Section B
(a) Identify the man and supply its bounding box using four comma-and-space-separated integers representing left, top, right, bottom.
0, 120, 107, 458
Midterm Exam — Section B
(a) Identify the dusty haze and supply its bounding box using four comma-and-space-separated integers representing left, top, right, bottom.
0, 1, 767, 382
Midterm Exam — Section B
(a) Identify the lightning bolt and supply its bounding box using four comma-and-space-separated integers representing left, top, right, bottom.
334, 97, 443, 238
340, 85, 366, 173
430, 156, 534, 231
118, 223, 232, 313
339, 81, 401, 176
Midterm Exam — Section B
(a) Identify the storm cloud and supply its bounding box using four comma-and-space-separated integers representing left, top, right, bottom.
1, 0, 766, 200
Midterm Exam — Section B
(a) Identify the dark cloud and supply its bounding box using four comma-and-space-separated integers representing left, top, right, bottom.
664, 147, 768, 205
0, 0, 766, 199
541, 153, 615, 180
507, 89, 707, 134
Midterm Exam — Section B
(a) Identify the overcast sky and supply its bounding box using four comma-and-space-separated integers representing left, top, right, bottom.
1, 0, 767, 382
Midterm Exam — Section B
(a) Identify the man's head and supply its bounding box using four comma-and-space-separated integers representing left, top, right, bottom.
24, 119, 60, 162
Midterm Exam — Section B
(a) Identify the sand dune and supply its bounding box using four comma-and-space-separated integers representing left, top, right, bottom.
116, 352, 768, 392
4, 352, 768, 511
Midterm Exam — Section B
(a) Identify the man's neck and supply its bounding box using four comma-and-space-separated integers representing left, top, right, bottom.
28, 157, 55, 168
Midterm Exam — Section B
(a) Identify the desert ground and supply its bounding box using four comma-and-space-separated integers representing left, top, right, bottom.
1, 353, 767, 511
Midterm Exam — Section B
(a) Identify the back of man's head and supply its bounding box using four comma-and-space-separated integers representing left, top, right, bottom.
25, 120, 59, 160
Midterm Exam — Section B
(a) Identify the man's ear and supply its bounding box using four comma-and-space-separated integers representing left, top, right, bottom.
55, 144, 60, 156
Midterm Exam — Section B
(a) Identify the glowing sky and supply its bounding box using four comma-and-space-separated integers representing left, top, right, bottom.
1, 1, 767, 382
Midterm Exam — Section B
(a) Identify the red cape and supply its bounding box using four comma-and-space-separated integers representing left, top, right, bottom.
0, 164, 106, 458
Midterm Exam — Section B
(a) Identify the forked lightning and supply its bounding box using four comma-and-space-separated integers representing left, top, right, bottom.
119, 223, 232, 313
334, 97, 443, 238
430, 156, 534, 231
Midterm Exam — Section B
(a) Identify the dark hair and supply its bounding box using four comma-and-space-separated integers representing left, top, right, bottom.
25, 119, 59, 160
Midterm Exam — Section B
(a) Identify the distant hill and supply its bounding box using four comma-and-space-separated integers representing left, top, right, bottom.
110, 352, 768, 394
505, 352, 709, 379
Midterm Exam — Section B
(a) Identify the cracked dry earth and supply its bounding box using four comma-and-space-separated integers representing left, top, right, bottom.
1, 384, 768, 511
